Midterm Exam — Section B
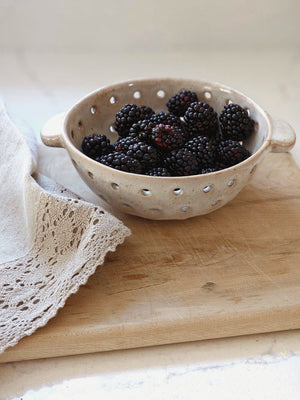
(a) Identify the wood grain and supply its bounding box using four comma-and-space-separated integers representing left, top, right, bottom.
1, 153, 300, 363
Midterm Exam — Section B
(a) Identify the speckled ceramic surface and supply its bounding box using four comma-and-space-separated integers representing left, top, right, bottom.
41, 78, 296, 220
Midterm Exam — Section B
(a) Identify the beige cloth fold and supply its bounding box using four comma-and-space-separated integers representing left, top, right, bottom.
0, 104, 130, 353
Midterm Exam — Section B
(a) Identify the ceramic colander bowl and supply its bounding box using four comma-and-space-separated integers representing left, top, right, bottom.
41, 78, 296, 220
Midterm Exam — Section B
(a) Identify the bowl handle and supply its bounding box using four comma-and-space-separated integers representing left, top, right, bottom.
40, 112, 65, 148
270, 118, 296, 153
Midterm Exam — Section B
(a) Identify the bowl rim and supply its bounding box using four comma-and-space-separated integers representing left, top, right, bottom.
62, 77, 272, 181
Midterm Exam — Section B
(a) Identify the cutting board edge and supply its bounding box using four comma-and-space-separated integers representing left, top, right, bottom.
1, 303, 300, 363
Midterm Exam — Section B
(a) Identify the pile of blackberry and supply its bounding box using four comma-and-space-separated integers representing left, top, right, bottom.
81, 90, 254, 176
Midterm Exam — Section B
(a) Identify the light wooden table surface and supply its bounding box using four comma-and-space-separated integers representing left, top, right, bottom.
0, 49, 299, 400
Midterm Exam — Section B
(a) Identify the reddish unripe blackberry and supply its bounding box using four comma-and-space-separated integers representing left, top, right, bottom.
150, 124, 185, 152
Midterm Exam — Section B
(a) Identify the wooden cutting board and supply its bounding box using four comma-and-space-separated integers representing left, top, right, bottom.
1, 153, 300, 363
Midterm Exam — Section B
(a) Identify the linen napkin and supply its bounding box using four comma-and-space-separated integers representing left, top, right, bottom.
0, 103, 130, 353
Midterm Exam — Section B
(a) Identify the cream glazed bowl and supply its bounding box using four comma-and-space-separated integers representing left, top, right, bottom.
41, 78, 296, 220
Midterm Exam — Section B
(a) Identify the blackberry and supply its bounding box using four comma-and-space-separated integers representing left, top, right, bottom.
214, 131, 225, 143
167, 90, 198, 116
129, 113, 186, 143
114, 104, 154, 137
139, 105, 155, 120
129, 119, 153, 142
217, 139, 251, 167
149, 112, 182, 128
219, 103, 254, 141
164, 148, 199, 176
97, 152, 143, 174
81, 134, 113, 159
145, 167, 172, 177
215, 160, 229, 171
201, 167, 216, 174
184, 136, 216, 169
184, 101, 219, 137
126, 141, 160, 170
114, 136, 140, 153
150, 124, 185, 152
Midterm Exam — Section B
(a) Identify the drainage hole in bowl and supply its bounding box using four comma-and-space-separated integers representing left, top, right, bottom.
181, 206, 190, 212
88, 171, 94, 179
71, 130, 74, 139
150, 208, 160, 213
141, 189, 151, 196
157, 90, 166, 99
123, 203, 132, 208
250, 165, 256, 174
204, 91, 212, 101
211, 200, 220, 206
111, 183, 120, 190
133, 91, 141, 99
203, 185, 212, 193
71, 159, 78, 168
109, 96, 117, 105
78, 120, 83, 128
90, 106, 97, 115
173, 188, 183, 196
109, 124, 117, 134
227, 179, 236, 187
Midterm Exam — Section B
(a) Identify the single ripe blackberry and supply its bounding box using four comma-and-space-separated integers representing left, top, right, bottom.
150, 124, 185, 152
129, 119, 153, 142
97, 152, 143, 174
145, 167, 172, 177
184, 136, 216, 169
81, 134, 114, 159
139, 105, 155, 120
217, 139, 251, 167
164, 148, 199, 176
149, 112, 182, 128
114, 136, 140, 153
184, 101, 219, 137
219, 103, 254, 141
125, 141, 160, 170
114, 104, 154, 137
167, 90, 198, 116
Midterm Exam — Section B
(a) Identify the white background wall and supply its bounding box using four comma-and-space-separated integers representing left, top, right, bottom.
1, 0, 299, 52
0, 6, 300, 399
0, 0, 299, 160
